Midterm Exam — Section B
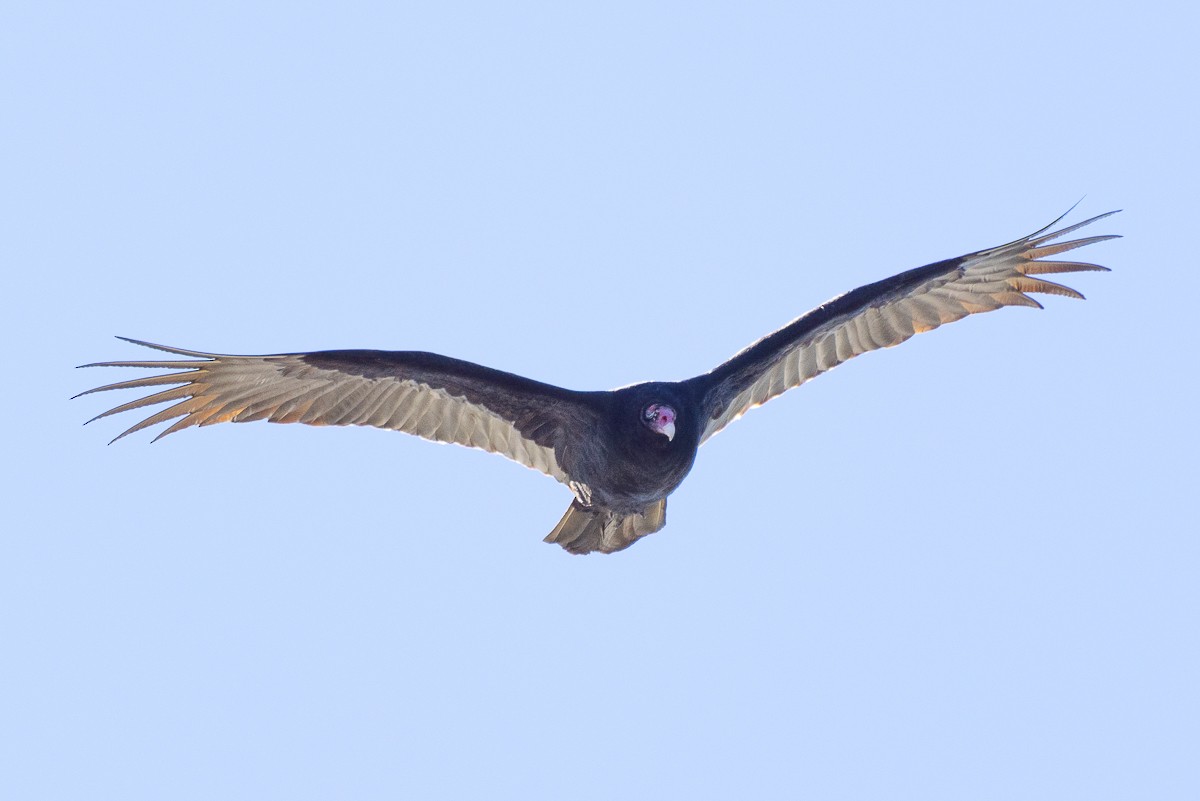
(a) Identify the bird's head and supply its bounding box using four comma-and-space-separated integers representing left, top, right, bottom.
641, 402, 676, 442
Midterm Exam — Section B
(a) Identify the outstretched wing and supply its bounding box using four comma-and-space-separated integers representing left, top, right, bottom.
77, 339, 603, 483
687, 210, 1119, 443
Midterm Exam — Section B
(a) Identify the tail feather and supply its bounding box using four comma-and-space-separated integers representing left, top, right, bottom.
544, 500, 667, 555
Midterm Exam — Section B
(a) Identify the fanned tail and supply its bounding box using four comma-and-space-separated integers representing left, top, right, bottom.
544, 500, 667, 555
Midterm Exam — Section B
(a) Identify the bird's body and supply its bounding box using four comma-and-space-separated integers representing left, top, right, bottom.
79, 210, 1118, 554
562, 382, 702, 509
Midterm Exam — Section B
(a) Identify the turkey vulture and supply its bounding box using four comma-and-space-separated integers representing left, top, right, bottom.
78, 210, 1117, 554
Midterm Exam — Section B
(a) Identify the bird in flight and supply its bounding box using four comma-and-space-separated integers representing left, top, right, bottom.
79, 210, 1118, 554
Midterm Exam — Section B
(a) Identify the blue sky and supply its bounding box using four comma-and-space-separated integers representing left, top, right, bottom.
3, 2, 1197, 799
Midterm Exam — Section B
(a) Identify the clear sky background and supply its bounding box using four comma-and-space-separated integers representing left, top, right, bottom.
3, 2, 1197, 799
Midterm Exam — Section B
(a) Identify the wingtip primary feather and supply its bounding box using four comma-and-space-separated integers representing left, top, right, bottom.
1023, 199, 1086, 241
77, 336, 214, 370
994, 208, 1119, 303
113, 336, 219, 359
1029, 209, 1121, 247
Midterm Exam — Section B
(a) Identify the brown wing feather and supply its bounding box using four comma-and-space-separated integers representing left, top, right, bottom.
690, 210, 1119, 442
77, 339, 601, 484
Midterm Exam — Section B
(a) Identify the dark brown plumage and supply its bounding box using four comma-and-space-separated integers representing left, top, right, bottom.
78, 210, 1118, 553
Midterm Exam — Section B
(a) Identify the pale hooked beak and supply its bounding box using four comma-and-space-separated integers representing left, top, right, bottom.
650, 404, 677, 442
